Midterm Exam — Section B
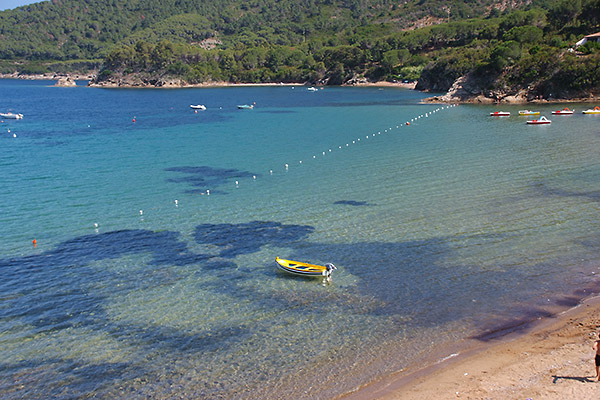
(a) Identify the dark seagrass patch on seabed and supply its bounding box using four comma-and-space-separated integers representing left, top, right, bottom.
333, 200, 372, 206
194, 220, 315, 258
165, 165, 259, 194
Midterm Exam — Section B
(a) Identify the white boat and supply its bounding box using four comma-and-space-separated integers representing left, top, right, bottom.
552, 107, 574, 115
490, 111, 510, 116
190, 105, 206, 110
307, 87, 319, 92
527, 116, 551, 125
0, 112, 23, 119
237, 104, 254, 109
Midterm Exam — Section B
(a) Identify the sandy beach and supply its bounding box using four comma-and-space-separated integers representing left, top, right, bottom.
343, 296, 600, 400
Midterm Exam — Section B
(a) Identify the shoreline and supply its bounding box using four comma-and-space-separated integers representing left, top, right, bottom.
341, 295, 600, 400
1, 73, 596, 104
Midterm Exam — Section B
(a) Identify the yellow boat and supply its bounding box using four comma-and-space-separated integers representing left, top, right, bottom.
582, 106, 600, 114
275, 257, 336, 277
519, 110, 540, 116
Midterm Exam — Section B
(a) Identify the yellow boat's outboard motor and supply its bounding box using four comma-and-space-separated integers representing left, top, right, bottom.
324, 263, 337, 278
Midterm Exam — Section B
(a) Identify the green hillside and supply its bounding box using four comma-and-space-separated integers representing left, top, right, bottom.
1, 0, 599, 99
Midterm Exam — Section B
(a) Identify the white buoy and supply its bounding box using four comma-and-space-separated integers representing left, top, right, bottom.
206, 189, 210, 195
270, 169, 273, 174
94, 223, 99, 228
174, 199, 178, 206
13, 133, 16, 138
322, 151, 326, 155
285, 164, 288, 169
139, 210, 143, 215
235, 180, 239, 186
299, 160, 302, 163
313, 155, 316, 158
253, 175, 256, 180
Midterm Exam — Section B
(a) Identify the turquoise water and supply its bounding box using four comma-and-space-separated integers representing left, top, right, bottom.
1, 80, 600, 399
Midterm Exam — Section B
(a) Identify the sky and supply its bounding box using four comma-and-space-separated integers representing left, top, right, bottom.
0, 0, 44, 11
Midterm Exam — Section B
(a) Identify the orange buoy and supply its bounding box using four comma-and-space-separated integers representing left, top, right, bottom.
407, 122, 410, 126
32, 239, 37, 247
132, 117, 136, 123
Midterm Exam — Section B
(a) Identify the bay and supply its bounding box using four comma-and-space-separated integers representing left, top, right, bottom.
1, 80, 599, 399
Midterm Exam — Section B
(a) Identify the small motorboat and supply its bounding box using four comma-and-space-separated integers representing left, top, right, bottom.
582, 106, 600, 114
552, 107, 574, 115
275, 257, 336, 278
307, 87, 319, 92
237, 104, 254, 109
0, 112, 23, 119
190, 104, 206, 110
490, 111, 510, 116
519, 110, 540, 116
527, 116, 551, 125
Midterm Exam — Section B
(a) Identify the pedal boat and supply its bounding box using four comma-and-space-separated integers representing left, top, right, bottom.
526, 116, 551, 125
582, 106, 600, 114
519, 110, 540, 116
552, 107, 574, 115
490, 111, 510, 116
275, 257, 336, 277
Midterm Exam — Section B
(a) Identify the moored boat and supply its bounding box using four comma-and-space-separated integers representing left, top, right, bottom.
237, 104, 254, 109
526, 116, 551, 125
552, 107, 574, 115
0, 112, 23, 119
582, 106, 600, 114
490, 111, 510, 116
519, 110, 540, 116
190, 104, 206, 110
275, 257, 336, 278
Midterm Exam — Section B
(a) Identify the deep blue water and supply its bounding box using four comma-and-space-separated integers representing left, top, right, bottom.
1, 80, 600, 399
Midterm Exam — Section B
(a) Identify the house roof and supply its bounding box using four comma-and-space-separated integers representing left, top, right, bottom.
585, 32, 600, 38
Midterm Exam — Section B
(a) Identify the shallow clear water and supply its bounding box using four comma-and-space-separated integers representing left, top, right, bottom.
1, 80, 600, 399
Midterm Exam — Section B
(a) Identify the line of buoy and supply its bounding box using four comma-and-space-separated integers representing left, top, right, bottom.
88, 104, 457, 231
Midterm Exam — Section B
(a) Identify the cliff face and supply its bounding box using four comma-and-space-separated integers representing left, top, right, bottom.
88, 73, 188, 88
422, 72, 599, 104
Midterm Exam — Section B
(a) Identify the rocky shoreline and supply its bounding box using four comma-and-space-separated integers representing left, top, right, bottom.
422, 73, 599, 104
1, 72, 596, 103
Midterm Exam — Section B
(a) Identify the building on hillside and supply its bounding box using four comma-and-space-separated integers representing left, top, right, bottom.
575, 32, 600, 47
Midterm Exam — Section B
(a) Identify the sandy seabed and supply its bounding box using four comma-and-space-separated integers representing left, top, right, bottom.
343, 296, 600, 400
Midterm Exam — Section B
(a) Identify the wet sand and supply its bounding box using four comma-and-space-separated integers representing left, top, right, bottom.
342, 296, 600, 400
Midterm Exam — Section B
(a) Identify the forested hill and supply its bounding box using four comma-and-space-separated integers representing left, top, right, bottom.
0, 0, 525, 62
1, 0, 599, 101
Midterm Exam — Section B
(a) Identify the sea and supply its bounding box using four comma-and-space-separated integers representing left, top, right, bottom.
1, 79, 599, 399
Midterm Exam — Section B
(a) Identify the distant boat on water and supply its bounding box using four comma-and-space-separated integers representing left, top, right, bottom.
519, 110, 539, 116
190, 104, 206, 110
582, 106, 600, 114
237, 104, 254, 109
552, 107, 574, 115
490, 111, 510, 116
527, 116, 551, 125
0, 112, 23, 119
